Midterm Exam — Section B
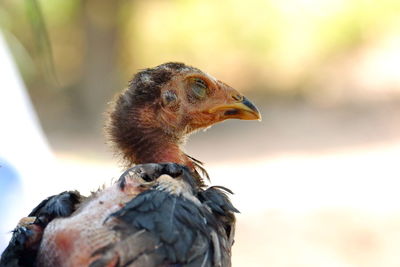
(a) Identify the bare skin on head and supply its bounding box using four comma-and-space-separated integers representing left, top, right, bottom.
108, 62, 261, 170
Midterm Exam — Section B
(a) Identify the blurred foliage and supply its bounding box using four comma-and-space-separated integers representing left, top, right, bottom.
0, 0, 400, 131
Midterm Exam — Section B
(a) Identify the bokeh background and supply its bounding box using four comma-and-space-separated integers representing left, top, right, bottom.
1, 0, 400, 266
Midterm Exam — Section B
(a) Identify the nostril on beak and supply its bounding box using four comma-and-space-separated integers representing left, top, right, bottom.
232, 94, 243, 101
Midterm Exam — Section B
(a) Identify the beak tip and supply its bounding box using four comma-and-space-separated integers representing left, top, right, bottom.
242, 97, 262, 121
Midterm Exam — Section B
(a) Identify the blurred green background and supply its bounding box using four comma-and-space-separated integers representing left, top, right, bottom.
2, 0, 400, 134
1, 0, 400, 266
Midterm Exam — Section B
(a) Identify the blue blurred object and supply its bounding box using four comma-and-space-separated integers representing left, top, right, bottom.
0, 159, 23, 253
0, 159, 21, 194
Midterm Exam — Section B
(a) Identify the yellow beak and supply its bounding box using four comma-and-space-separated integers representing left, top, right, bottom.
208, 97, 262, 121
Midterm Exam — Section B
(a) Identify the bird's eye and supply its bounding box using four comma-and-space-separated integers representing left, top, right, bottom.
191, 78, 207, 99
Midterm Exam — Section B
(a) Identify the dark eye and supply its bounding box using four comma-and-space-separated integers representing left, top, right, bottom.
192, 78, 207, 98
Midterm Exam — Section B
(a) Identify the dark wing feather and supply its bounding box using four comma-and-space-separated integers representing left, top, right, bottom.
198, 186, 239, 264
92, 189, 217, 267
29, 191, 83, 226
0, 191, 83, 267
0, 227, 38, 267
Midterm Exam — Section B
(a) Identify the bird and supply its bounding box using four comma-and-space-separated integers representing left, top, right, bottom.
0, 62, 261, 267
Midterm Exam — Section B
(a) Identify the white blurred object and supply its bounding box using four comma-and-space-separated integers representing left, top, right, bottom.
0, 32, 55, 253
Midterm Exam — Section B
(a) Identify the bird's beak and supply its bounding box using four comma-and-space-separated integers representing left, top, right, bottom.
208, 96, 262, 121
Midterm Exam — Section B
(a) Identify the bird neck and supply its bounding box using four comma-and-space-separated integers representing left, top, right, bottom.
131, 132, 189, 166
121, 121, 193, 169
109, 104, 195, 169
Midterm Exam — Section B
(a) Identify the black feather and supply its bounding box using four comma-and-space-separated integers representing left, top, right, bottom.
0, 191, 83, 267
199, 187, 239, 215
29, 191, 82, 226
107, 185, 219, 266
0, 227, 38, 267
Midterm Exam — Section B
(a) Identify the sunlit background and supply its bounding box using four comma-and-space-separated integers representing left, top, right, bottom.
1, 0, 400, 266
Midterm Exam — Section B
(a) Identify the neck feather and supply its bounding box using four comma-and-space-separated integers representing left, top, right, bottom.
111, 114, 191, 168
130, 128, 187, 165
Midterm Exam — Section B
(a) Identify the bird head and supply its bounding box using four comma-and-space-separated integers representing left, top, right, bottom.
108, 62, 260, 168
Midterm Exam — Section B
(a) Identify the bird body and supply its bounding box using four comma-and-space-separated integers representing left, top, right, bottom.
0, 63, 260, 267
4, 164, 236, 267
36, 180, 137, 266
